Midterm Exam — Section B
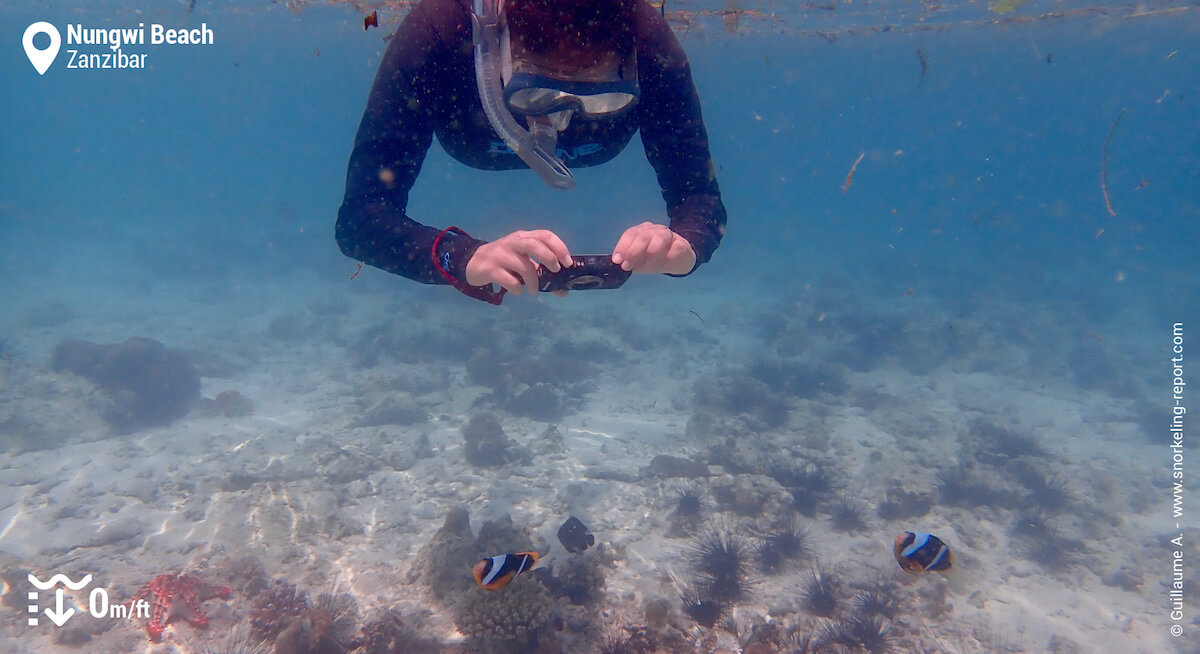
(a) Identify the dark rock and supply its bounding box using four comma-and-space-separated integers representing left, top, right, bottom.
52, 337, 199, 432
462, 415, 523, 467
533, 424, 566, 454
506, 383, 567, 421
645, 454, 710, 479
422, 506, 479, 601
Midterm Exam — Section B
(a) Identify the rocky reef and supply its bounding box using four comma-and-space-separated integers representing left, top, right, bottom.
415, 506, 621, 653
52, 336, 199, 432
461, 414, 527, 467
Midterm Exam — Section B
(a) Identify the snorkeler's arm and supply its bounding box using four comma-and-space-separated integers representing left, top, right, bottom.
634, 2, 728, 276
335, 0, 485, 287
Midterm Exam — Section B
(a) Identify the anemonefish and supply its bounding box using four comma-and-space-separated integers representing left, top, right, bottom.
893, 532, 953, 573
472, 552, 543, 590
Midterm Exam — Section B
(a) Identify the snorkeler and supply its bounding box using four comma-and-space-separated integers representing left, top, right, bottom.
335, 0, 727, 304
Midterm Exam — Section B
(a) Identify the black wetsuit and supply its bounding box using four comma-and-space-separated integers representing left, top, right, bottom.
336, 0, 727, 300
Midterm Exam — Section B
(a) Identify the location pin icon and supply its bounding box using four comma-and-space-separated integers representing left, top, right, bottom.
23, 22, 61, 75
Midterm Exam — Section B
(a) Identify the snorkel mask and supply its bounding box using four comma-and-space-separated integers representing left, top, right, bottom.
471, 0, 639, 190
501, 34, 639, 120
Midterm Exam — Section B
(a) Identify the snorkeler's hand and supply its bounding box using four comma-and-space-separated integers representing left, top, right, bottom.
465, 230, 574, 296
611, 223, 696, 275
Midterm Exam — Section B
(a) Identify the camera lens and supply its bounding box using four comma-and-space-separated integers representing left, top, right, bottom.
567, 275, 603, 290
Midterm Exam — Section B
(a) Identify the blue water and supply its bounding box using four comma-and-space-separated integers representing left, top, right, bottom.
2, 1, 1199, 651
4, 3, 1196, 325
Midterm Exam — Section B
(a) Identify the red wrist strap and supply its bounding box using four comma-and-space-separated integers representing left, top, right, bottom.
432, 226, 506, 305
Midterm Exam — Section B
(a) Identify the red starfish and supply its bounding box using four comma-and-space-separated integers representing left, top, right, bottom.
129, 573, 232, 641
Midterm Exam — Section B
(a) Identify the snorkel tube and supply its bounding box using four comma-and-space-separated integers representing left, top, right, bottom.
472, 0, 575, 190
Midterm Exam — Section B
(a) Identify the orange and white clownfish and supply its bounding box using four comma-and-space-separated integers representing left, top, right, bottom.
893, 532, 953, 572
472, 551, 544, 590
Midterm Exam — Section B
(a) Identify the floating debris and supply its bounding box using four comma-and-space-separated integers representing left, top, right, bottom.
842, 152, 865, 194
1101, 108, 1126, 217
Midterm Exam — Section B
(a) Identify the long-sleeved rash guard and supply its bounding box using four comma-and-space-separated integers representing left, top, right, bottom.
335, 0, 727, 300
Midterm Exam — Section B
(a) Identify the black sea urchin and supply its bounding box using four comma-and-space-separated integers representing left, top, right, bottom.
678, 580, 728, 628
1020, 469, 1075, 514
769, 460, 841, 516
755, 519, 811, 574
1020, 527, 1085, 571
765, 461, 806, 488
829, 493, 869, 533
821, 615, 893, 653
718, 613, 755, 644
291, 586, 359, 653
972, 420, 1046, 462
689, 522, 756, 603
673, 483, 706, 518
598, 632, 632, 654
799, 566, 842, 617
852, 583, 901, 620
1009, 509, 1054, 540
935, 466, 1016, 508
782, 626, 819, 654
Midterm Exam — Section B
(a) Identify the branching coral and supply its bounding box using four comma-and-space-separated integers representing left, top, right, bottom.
548, 550, 607, 605
453, 576, 554, 654
357, 609, 441, 653
248, 581, 309, 643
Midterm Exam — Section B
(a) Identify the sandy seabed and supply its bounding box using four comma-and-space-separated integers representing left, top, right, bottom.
0, 266, 1188, 654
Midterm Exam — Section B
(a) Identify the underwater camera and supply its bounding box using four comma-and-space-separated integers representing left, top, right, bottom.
537, 255, 632, 292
